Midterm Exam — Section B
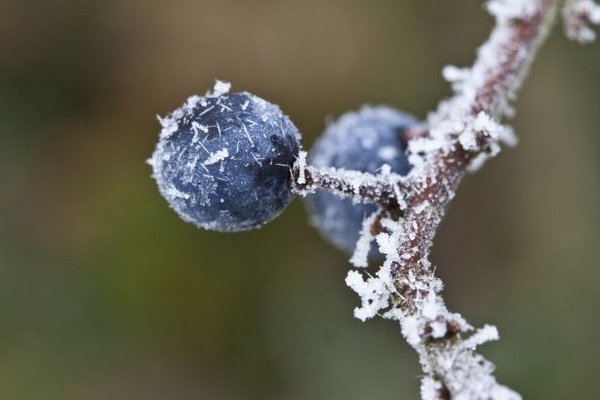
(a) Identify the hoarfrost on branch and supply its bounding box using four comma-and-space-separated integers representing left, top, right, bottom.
291, 0, 599, 398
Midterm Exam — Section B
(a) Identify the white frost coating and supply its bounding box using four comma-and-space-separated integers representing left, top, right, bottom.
375, 232, 395, 257
165, 185, 190, 200
192, 121, 209, 134
347, 215, 472, 338
421, 376, 444, 400
463, 325, 500, 350
157, 115, 179, 140
346, 216, 520, 398
466, 153, 491, 173
210, 80, 232, 97
429, 320, 448, 339
400, 315, 423, 347
296, 151, 307, 185
498, 125, 518, 147
563, 0, 600, 43
345, 219, 404, 320
203, 148, 229, 166
406, 0, 556, 179
294, 163, 407, 206
156, 94, 204, 141
349, 210, 380, 268
459, 112, 505, 151
487, 0, 538, 20
432, 0, 533, 125
379, 163, 392, 176
442, 65, 471, 84
377, 146, 398, 161
457, 111, 517, 170
345, 263, 394, 321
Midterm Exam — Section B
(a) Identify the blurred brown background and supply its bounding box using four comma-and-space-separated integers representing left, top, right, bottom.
1, 0, 599, 399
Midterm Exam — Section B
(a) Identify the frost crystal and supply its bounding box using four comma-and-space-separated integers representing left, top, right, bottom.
211, 80, 232, 96
463, 325, 500, 350
420, 376, 445, 400
345, 220, 410, 321
345, 263, 394, 321
487, 0, 538, 21
563, 0, 600, 43
349, 210, 380, 268
203, 148, 229, 166
296, 151, 307, 185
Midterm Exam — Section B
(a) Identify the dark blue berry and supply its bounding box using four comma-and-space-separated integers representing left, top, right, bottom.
149, 82, 301, 232
305, 106, 417, 257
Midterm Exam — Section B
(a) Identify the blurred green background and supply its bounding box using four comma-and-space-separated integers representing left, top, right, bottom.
1, 0, 599, 398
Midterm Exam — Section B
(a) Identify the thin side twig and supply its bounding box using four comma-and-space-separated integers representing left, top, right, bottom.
291, 161, 409, 210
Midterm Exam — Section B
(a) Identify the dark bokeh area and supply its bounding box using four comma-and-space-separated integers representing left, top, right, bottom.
1, 0, 599, 399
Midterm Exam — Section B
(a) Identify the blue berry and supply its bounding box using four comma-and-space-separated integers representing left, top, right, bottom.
305, 106, 417, 256
149, 82, 302, 232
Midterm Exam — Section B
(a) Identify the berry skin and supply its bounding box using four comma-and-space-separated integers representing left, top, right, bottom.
305, 106, 417, 257
149, 82, 301, 232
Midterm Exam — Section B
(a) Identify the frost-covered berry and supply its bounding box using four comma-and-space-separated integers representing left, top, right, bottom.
305, 106, 417, 256
149, 81, 301, 232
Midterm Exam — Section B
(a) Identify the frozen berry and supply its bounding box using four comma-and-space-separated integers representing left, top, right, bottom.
149, 81, 302, 232
305, 105, 417, 256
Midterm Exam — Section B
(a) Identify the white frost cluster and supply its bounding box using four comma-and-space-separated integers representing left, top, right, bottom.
420, 377, 447, 400
463, 324, 500, 350
407, 0, 543, 174
461, 112, 517, 172
211, 80, 232, 97
563, 0, 600, 43
344, 214, 517, 400
341, 195, 520, 398
345, 264, 394, 321
418, 324, 519, 400
346, 217, 403, 321
458, 112, 515, 152
346, 216, 471, 339
296, 151, 308, 185
349, 210, 380, 268
487, 0, 538, 21
155, 80, 232, 142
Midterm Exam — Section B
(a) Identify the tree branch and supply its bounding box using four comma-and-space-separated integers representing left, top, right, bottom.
291, 0, 594, 398
357, 2, 560, 397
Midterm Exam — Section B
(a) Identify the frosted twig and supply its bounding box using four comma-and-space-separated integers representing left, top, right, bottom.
292, 153, 409, 210
291, 0, 594, 398
356, 1, 560, 398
